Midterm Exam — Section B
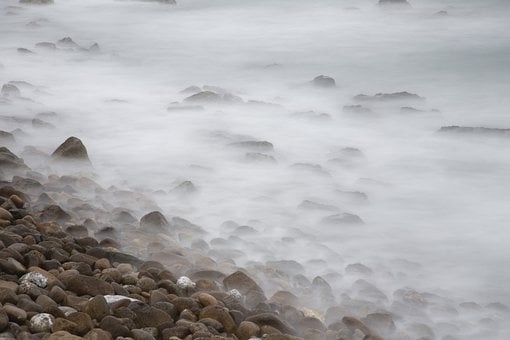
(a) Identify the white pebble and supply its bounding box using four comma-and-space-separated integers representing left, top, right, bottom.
177, 276, 196, 289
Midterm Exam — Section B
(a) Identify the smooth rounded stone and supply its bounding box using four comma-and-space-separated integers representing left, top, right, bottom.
0, 308, 8, 332
52, 317, 79, 333
84, 295, 110, 321
35, 41, 57, 49
17, 297, 43, 313
65, 225, 89, 238
29, 313, 54, 332
83, 328, 113, 340
99, 316, 132, 338
236, 321, 260, 340
137, 277, 157, 292
39, 205, 72, 224
47, 331, 82, 340
139, 211, 170, 231
94, 258, 112, 271
312, 75, 336, 88
0, 287, 19, 304
296, 316, 326, 333
321, 213, 364, 225
223, 271, 267, 309
101, 268, 122, 283
345, 263, 373, 276
195, 292, 217, 307
35, 294, 58, 311
51, 136, 90, 162
19, 272, 48, 288
131, 328, 156, 340
149, 290, 170, 305
4, 304, 27, 322
379, 0, 410, 6
128, 301, 173, 328
67, 312, 94, 335
0, 208, 13, 221
48, 286, 66, 304
59, 306, 79, 317
245, 313, 296, 336
162, 325, 191, 339
180, 308, 197, 322
341, 316, 371, 336
0, 84, 20, 97
270, 291, 300, 307
199, 304, 237, 333
199, 317, 223, 332
61, 273, 114, 296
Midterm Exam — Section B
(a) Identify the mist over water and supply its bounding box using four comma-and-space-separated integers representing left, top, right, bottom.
2, 0, 510, 338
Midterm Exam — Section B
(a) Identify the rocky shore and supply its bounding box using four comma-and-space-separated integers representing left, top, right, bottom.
0, 137, 390, 340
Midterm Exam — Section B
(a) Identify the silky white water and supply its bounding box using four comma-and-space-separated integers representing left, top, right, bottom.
1, 0, 509, 338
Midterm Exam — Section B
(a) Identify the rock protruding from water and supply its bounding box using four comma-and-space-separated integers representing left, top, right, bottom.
51, 137, 90, 162
20, 0, 53, 3
1, 84, 21, 98
140, 211, 170, 231
312, 75, 336, 88
379, 0, 411, 6
354, 91, 423, 102
438, 126, 510, 136
0, 147, 28, 170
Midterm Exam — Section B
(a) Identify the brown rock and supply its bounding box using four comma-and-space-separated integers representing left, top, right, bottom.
0, 287, 18, 304
342, 316, 371, 335
139, 211, 170, 231
99, 315, 132, 338
236, 321, 260, 340
196, 292, 217, 307
47, 331, 83, 340
129, 301, 173, 328
0, 207, 13, 221
4, 304, 27, 322
67, 312, 94, 335
51, 136, 90, 162
0, 307, 9, 332
84, 295, 110, 321
83, 328, 113, 340
52, 317, 79, 334
223, 271, 267, 308
199, 304, 237, 333
245, 313, 296, 335
62, 273, 114, 296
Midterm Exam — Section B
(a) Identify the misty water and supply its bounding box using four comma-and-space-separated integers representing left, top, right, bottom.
1, 0, 510, 338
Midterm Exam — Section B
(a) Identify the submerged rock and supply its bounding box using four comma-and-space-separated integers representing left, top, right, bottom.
1, 84, 21, 98
438, 126, 510, 135
312, 75, 336, 88
379, 0, 410, 6
51, 136, 90, 162
0, 147, 28, 170
354, 91, 423, 102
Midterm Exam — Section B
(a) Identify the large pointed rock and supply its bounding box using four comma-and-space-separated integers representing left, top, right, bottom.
0, 147, 28, 170
51, 137, 90, 162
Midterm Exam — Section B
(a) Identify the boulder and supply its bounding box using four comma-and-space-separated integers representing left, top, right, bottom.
51, 136, 90, 162
312, 75, 336, 88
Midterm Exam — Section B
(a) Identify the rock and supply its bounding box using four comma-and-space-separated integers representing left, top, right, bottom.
245, 313, 296, 335
84, 295, 110, 321
139, 211, 170, 231
362, 313, 396, 335
47, 331, 82, 340
0, 147, 28, 170
51, 136, 90, 162
354, 91, 422, 102
67, 312, 94, 335
342, 316, 371, 335
99, 315, 132, 338
62, 274, 114, 296
29, 313, 55, 332
131, 328, 156, 340
321, 213, 364, 225
236, 321, 260, 340
343, 105, 372, 114
19, 272, 48, 288
0, 84, 20, 97
20, 0, 54, 4
0, 131, 15, 145
129, 301, 174, 328
379, 0, 410, 6
52, 317, 79, 333
39, 204, 72, 224
84, 328, 113, 340
229, 141, 274, 152
4, 304, 27, 322
0, 308, 8, 332
223, 271, 267, 308
312, 75, 336, 88
438, 126, 510, 136
137, 277, 157, 292
57, 37, 80, 48
35, 42, 57, 49
184, 91, 221, 103
0, 208, 13, 221
199, 304, 237, 333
